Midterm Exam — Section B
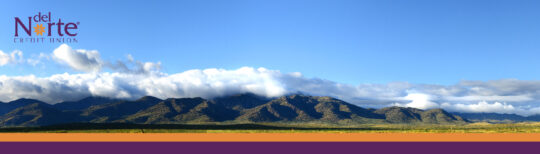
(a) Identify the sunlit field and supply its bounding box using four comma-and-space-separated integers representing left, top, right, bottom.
3, 122, 540, 133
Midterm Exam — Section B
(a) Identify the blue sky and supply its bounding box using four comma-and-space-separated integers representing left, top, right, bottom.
1, 0, 540, 85
3, 0, 540, 114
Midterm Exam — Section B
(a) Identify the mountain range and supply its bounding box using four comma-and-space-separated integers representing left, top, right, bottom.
0, 94, 470, 127
452, 112, 540, 123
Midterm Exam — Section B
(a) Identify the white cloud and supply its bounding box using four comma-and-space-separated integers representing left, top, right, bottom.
1, 63, 540, 116
109, 54, 161, 74
4, 44, 540, 116
52, 44, 161, 74
441, 101, 519, 114
0, 67, 290, 103
52, 44, 103, 72
439, 101, 540, 116
446, 95, 533, 103
393, 93, 440, 110
26, 53, 50, 66
0, 50, 23, 66
0, 50, 50, 66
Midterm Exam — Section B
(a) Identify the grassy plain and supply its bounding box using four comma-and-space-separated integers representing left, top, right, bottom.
2, 122, 540, 133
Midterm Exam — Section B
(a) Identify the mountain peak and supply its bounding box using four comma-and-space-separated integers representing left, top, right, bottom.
229, 93, 261, 98
425, 108, 446, 113
53, 96, 121, 111
8, 98, 47, 106
78, 96, 114, 102
374, 106, 467, 124
136, 96, 162, 102
214, 93, 269, 109
285, 94, 309, 98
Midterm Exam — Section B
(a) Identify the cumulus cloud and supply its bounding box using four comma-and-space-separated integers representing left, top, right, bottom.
109, 54, 161, 74
52, 44, 161, 74
393, 93, 440, 110
26, 53, 50, 66
1, 64, 540, 116
1, 63, 540, 116
3, 44, 540, 116
53, 44, 103, 72
441, 101, 519, 114
0, 50, 50, 66
0, 50, 23, 66
0, 67, 288, 103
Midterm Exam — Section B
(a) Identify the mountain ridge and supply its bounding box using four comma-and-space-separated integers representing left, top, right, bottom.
0, 94, 468, 127
452, 112, 540, 123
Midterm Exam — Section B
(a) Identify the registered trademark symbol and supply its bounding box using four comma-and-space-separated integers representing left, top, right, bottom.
77, 22, 80, 25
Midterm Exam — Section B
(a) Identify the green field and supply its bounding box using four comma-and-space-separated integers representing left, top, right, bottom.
2, 122, 540, 133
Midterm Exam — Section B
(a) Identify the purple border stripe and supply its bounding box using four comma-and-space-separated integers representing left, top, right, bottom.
0, 142, 539, 154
